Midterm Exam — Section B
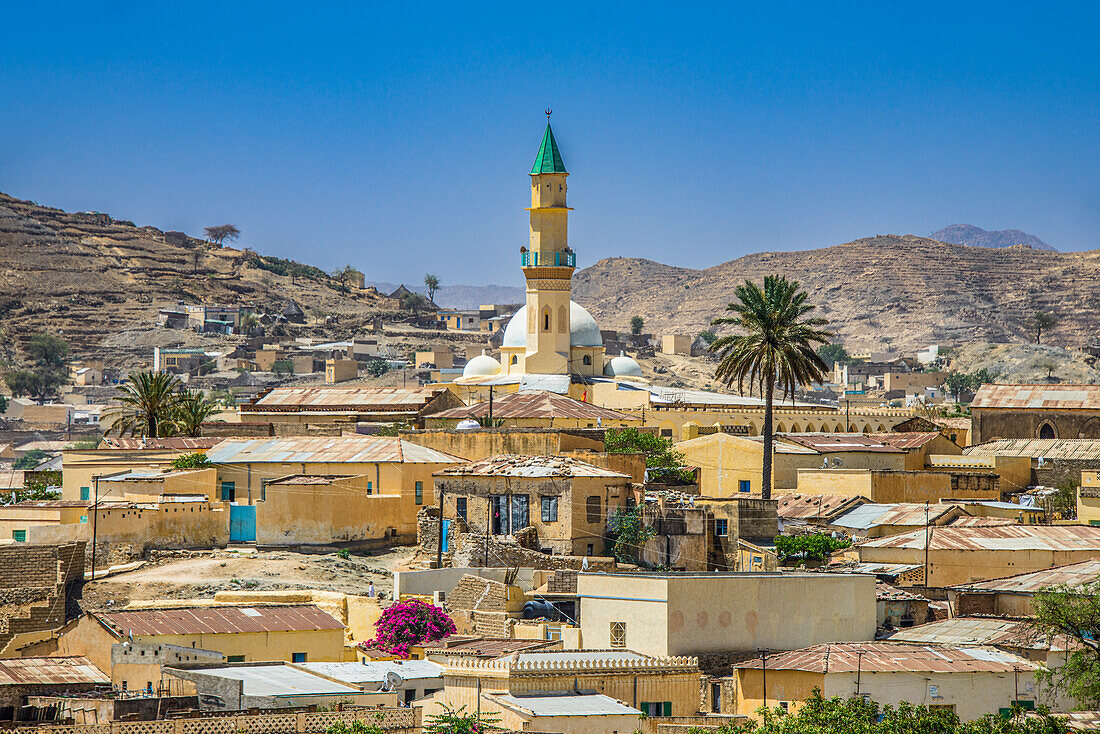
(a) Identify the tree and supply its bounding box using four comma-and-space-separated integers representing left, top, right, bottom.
204, 224, 240, 246
424, 704, 499, 734
423, 273, 440, 302
608, 505, 656, 565
816, 342, 850, 367
271, 359, 294, 376
400, 291, 431, 317
710, 276, 830, 500
363, 598, 455, 658
27, 333, 69, 368
1033, 581, 1100, 707
5, 333, 70, 403
105, 371, 182, 437
630, 315, 645, 335
1038, 360, 1058, 380
13, 449, 50, 470
697, 330, 718, 346
1030, 311, 1057, 345
169, 391, 218, 437
172, 452, 211, 469
944, 371, 973, 402
364, 359, 388, 377
240, 312, 261, 336
605, 428, 692, 483
773, 533, 851, 565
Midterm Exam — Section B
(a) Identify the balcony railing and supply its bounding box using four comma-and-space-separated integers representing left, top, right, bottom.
521, 251, 576, 267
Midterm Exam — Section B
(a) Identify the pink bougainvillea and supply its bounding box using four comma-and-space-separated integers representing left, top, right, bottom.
362, 599, 455, 658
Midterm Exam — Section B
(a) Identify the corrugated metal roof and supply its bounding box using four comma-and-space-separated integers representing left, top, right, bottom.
299, 660, 443, 684
777, 493, 870, 521
182, 665, 361, 697
936, 417, 972, 430
858, 525, 1100, 552
947, 516, 1018, 527
514, 651, 649, 664
864, 432, 943, 450
0, 657, 110, 686
205, 437, 465, 465
98, 604, 344, 636
780, 434, 904, 454
887, 617, 1063, 650
246, 387, 447, 413
421, 638, 556, 657
876, 582, 923, 601
491, 693, 641, 717
972, 384, 1100, 410
951, 559, 1100, 593
437, 454, 630, 479
833, 503, 963, 531
97, 437, 224, 450
966, 439, 1100, 461
822, 562, 923, 577
733, 642, 1037, 674
431, 391, 636, 422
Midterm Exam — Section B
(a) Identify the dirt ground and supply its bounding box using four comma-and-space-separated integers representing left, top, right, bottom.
78, 546, 423, 612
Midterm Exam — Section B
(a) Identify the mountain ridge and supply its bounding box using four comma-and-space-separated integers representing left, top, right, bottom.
931, 224, 1056, 251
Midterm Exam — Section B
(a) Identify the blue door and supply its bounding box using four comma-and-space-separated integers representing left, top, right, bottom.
229, 505, 256, 542
441, 520, 450, 552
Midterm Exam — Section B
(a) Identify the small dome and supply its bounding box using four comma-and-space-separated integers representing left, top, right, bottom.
456, 419, 481, 431
462, 353, 501, 379
502, 301, 604, 349
604, 352, 643, 378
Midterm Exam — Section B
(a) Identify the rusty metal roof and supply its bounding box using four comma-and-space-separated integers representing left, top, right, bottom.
266, 474, 359, 485
733, 642, 1037, 674
97, 437, 224, 450
951, 558, 1100, 593
779, 434, 904, 454
0, 657, 110, 686
864, 432, 943, 450
946, 516, 1018, 527
876, 582, 924, 601
966, 439, 1100, 461
421, 637, 557, 658
833, 503, 965, 531
97, 604, 344, 636
431, 391, 637, 422
858, 524, 1100, 552
936, 417, 973, 430
887, 617, 1066, 651
972, 384, 1100, 410
437, 454, 631, 479
777, 493, 870, 521
205, 436, 465, 465
245, 386, 447, 413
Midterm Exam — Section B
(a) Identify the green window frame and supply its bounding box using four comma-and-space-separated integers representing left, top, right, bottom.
79, 515, 88, 524
12, 530, 26, 542
366, 481, 373, 494
80, 487, 90, 501
414, 481, 423, 505
220, 481, 236, 502
226, 655, 245, 663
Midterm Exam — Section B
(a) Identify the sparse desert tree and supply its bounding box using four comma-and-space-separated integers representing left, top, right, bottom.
1030, 310, 1057, 344
204, 224, 240, 247
1033, 581, 1100, 707
169, 391, 218, 437
423, 274, 440, 302
710, 276, 830, 500
630, 315, 645, 335
400, 291, 431, 317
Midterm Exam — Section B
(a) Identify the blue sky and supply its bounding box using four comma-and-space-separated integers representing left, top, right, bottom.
2, 2, 1096, 286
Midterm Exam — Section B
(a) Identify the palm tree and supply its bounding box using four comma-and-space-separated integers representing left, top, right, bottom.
710, 276, 831, 499
169, 390, 218, 437
105, 371, 182, 437
423, 274, 440, 303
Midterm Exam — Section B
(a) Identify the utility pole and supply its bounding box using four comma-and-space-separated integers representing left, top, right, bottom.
436, 486, 444, 568
484, 498, 490, 567
1014, 667, 1019, 703
90, 476, 99, 580
760, 649, 767, 709
856, 649, 863, 695
488, 386, 494, 423
924, 501, 930, 586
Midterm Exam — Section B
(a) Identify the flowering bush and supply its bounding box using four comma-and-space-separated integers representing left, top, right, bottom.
363, 598, 455, 658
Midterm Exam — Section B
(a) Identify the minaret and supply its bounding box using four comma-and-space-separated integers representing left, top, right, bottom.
521, 111, 574, 374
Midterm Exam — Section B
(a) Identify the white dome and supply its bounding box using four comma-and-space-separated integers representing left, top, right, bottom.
456, 419, 481, 431
501, 302, 604, 349
604, 353, 643, 378
462, 354, 501, 378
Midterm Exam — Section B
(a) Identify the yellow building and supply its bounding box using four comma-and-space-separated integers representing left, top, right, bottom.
325, 358, 358, 383
424, 390, 641, 430
661, 335, 692, 356
947, 558, 1100, 617
1079, 470, 1100, 524
576, 572, 876, 657
729, 642, 1046, 721
24, 604, 347, 668
796, 468, 1001, 504
237, 386, 463, 426
258, 474, 409, 546
61, 437, 223, 501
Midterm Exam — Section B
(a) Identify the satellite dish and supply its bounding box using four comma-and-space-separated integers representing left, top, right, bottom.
385, 671, 403, 691
1037, 456, 1046, 468
456, 419, 480, 431
833, 458, 843, 467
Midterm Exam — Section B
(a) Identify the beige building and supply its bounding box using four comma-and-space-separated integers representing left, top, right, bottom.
258, 474, 409, 546
436, 455, 633, 556
829, 502, 971, 539
661, 335, 692, 355
947, 558, 1100, 617
424, 390, 641, 430
855, 525, 1100, 586
971, 384, 1100, 443
729, 642, 1045, 721
61, 437, 223, 501
1079, 470, 1100, 524
796, 467, 1001, 504
325, 358, 358, 383
238, 386, 463, 426
577, 572, 876, 657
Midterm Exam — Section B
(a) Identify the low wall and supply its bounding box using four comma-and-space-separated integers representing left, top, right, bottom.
393, 567, 538, 598
36, 708, 416, 734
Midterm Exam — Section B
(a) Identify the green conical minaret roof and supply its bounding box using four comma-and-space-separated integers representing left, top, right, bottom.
531, 122, 567, 175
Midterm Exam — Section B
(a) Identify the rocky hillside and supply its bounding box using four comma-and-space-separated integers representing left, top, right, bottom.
571, 235, 1100, 354
931, 224, 1055, 251
0, 192, 392, 357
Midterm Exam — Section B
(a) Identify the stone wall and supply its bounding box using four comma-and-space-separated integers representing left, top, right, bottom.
450, 532, 618, 572
0, 542, 84, 652
34, 707, 415, 734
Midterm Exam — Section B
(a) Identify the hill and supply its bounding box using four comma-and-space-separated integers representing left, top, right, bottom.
367, 281, 525, 310
571, 235, 1100, 354
931, 224, 1056, 251
0, 192, 391, 356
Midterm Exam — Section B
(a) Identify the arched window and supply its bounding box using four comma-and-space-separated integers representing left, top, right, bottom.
511, 355, 518, 365
583, 355, 591, 366
1081, 418, 1100, 439
557, 305, 567, 333
1038, 421, 1057, 439
542, 308, 551, 332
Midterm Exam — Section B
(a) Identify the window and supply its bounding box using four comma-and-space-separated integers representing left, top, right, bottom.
226, 655, 245, 663
79, 515, 88, 524
12, 530, 26, 542
586, 543, 594, 555
711, 683, 721, 713
714, 519, 728, 537
456, 497, 467, 520
541, 496, 558, 522
640, 702, 672, 717
610, 621, 626, 648
660, 429, 673, 437
121, 681, 128, 691
586, 495, 602, 524
511, 355, 518, 365
366, 481, 373, 494
511, 495, 530, 530
583, 355, 591, 366
414, 481, 423, 505
292, 652, 307, 663
80, 486, 90, 501
545, 626, 561, 641
738, 480, 751, 494
220, 481, 236, 502
543, 309, 551, 331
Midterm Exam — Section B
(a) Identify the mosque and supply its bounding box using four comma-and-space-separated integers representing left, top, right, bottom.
458, 116, 644, 385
